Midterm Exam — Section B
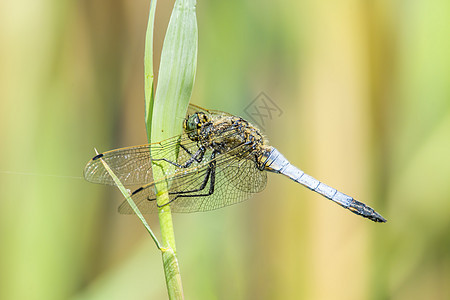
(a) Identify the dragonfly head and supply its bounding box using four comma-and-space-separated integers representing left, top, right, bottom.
184, 112, 211, 141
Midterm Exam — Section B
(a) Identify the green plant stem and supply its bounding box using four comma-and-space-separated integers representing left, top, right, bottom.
144, 0, 197, 299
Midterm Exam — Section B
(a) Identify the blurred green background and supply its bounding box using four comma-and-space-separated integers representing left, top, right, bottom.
1, 0, 449, 299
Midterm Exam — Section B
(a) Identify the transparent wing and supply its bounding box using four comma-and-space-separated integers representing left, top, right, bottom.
83, 134, 194, 186
118, 143, 267, 214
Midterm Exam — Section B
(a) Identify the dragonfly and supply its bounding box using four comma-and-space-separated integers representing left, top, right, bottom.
84, 104, 386, 223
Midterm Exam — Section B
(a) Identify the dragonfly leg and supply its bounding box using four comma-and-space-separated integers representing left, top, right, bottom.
179, 144, 205, 163
152, 146, 206, 168
156, 151, 217, 208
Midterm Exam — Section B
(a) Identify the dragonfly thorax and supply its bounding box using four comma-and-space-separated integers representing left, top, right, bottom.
195, 115, 269, 158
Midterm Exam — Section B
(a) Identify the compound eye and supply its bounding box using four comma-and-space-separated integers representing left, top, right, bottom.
185, 112, 209, 132
184, 115, 196, 131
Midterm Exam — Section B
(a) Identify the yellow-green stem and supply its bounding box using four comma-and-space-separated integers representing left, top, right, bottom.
144, 0, 197, 298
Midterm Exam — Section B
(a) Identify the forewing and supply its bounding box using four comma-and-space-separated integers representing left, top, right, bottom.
83, 134, 197, 186
118, 147, 216, 214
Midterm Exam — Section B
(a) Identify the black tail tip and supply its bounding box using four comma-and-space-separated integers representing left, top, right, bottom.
371, 212, 387, 223
349, 200, 387, 223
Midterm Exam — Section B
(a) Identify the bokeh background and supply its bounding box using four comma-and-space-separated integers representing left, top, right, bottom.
1, 0, 450, 299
